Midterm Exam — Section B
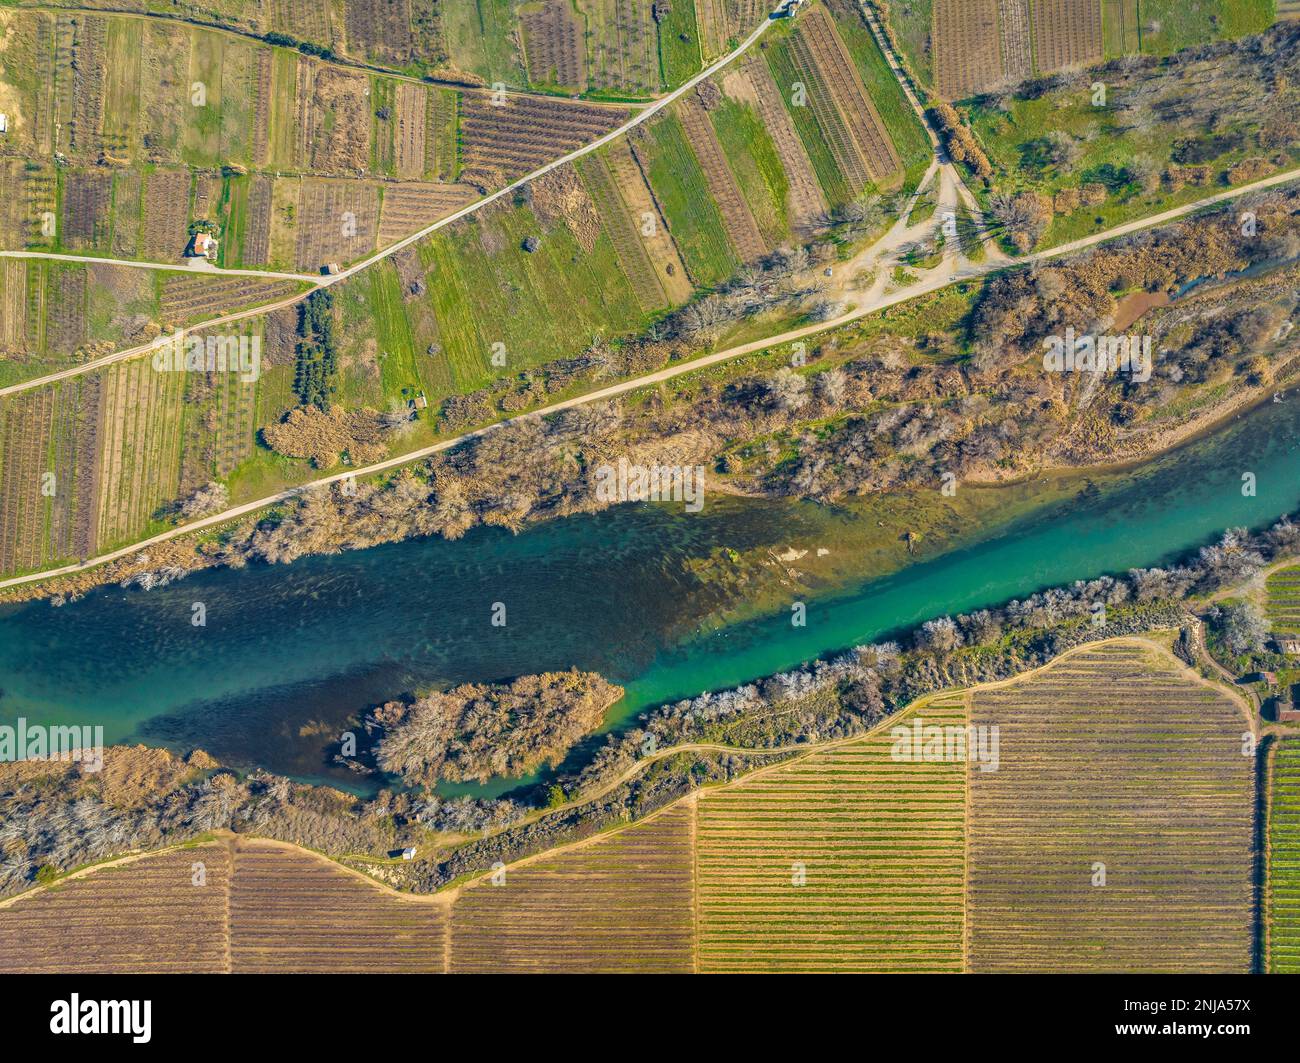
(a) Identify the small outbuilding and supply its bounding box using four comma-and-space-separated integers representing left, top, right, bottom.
1277, 687, 1300, 723
1275, 637, 1300, 656
401, 846, 417, 860
0, 114, 8, 135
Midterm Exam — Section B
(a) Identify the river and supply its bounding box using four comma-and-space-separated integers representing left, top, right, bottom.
1, 392, 1298, 794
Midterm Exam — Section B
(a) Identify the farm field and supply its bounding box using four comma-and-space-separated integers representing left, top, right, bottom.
457, 92, 630, 187
932, 0, 1001, 100
695, 696, 968, 972
230, 839, 447, 973
575, 150, 679, 312
0, 639, 1276, 972
632, 112, 740, 288
0, 373, 102, 576
822, 0, 926, 184
600, 139, 694, 303
763, 2, 913, 210
177, 363, 258, 491
1030, 0, 1104, 73
414, 197, 645, 393
520, 0, 588, 91
1267, 738, 1300, 974
735, 54, 827, 234
1102, 0, 1142, 57
92, 357, 186, 551
0, 844, 230, 973
702, 87, 795, 249
1265, 564, 1300, 636
450, 803, 695, 972
998, 0, 1033, 81
878, 0, 934, 89
968, 641, 1255, 972
376, 182, 480, 247
676, 97, 769, 263
1138, 0, 1274, 56
577, 0, 663, 96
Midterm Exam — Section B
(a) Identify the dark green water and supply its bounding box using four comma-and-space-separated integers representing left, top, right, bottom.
2, 394, 1298, 794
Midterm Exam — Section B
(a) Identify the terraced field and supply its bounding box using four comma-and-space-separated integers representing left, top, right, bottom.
450, 803, 695, 972
1265, 563, 1300, 636
696, 697, 968, 972
1267, 738, 1300, 973
968, 642, 1255, 972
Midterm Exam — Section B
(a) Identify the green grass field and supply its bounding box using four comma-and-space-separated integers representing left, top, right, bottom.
182, 30, 225, 168
658, 0, 703, 89
441, 0, 528, 89
881, 0, 932, 89
709, 97, 791, 245
267, 47, 298, 169
366, 260, 426, 400
638, 112, 740, 288
1139, 0, 1275, 56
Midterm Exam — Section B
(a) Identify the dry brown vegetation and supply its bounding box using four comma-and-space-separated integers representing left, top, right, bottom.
370, 670, 625, 786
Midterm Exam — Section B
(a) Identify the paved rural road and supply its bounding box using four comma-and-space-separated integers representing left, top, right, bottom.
0, 17, 774, 400
3, 163, 1298, 594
